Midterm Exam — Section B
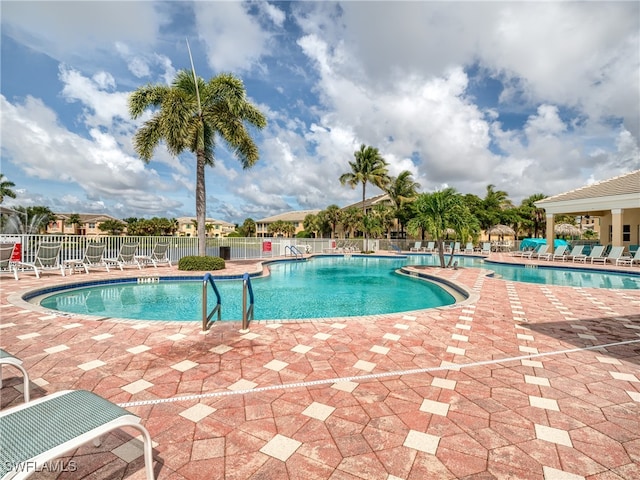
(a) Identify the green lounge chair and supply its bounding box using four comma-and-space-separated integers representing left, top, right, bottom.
0, 389, 155, 480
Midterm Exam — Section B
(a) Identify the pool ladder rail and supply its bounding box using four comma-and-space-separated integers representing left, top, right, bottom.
284, 245, 305, 259
201, 272, 255, 331
202, 273, 221, 331
241, 272, 254, 331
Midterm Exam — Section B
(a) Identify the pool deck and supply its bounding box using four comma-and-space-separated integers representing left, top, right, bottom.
1, 252, 639, 479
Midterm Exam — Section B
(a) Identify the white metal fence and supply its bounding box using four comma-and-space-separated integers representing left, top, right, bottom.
0, 235, 400, 264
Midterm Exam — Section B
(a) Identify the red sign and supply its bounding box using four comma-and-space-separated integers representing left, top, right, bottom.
331, 241, 336, 249
10, 243, 21, 262
262, 241, 272, 252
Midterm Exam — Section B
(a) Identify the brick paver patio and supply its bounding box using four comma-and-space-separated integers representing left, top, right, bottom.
1, 253, 639, 479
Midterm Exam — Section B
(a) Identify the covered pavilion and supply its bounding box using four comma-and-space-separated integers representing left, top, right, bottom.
535, 169, 640, 250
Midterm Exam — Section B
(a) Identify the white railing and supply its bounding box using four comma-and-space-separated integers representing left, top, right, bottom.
0, 235, 377, 263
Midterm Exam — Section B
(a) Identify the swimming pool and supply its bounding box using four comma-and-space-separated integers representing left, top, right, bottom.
405, 254, 640, 289
36, 256, 458, 322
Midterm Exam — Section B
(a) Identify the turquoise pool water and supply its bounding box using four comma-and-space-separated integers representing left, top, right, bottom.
36, 254, 640, 323
38, 256, 456, 322
405, 254, 640, 289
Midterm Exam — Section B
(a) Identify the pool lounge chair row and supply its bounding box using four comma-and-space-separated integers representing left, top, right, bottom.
409, 241, 492, 255
509, 244, 639, 266
5, 242, 172, 279
0, 349, 156, 479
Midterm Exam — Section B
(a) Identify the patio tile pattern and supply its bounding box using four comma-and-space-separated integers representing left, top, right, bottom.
1, 253, 639, 479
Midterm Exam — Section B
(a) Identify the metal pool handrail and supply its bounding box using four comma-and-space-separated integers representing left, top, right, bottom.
202, 272, 221, 331
241, 272, 254, 330
284, 245, 303, 259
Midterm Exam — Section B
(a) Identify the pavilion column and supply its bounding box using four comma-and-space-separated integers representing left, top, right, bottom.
545, 213, 555, 249
611, 208, 623, 247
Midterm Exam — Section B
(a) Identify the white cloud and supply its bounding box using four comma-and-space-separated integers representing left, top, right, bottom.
1, 1, 637, 223
1, 1, 168, 63
59, 65, 129, 129
0, 94, 183, 215
194, 1, 275, 73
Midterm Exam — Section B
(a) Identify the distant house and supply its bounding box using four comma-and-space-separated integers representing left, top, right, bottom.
256, 210, 321, 237
336, 193, 404, 239
175, 216, 236, 238
47, 213, 123, 236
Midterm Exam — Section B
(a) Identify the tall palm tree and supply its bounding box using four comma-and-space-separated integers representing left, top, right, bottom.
520, 193, 547, 237
339, 144, 390, 216
407, 188, 474, 267
323, 204, 343, 239
303, 213, 319, 238
340, 206, 363, 239
67, 213, 82, 234
0, 174, 16, 204
129, 70, 267, 256
339, 144, 390, 249
241, 218, 256, 237
371, 203, 395, 240
385, 170, 420, 237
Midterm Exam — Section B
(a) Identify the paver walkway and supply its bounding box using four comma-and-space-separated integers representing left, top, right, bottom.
1, 253, 639, 479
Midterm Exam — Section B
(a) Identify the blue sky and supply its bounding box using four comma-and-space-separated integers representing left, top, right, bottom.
1, 1, 638, 225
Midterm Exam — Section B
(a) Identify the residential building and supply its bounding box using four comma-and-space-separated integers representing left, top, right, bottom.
47, 213, 122, 236
256, 210, 320, 237
175, 216, 236, 237
336, 193, 405, 239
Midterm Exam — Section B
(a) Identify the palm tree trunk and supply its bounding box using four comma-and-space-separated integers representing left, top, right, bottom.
362, 183, 367, 251
196, 151, 207, 256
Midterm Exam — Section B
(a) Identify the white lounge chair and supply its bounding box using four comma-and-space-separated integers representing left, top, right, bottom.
480, 242, 491, 255
563, 245, 584, 262
538, 245, 568, 261
592, 246, 624, 264
522, 244, 548, 259
444, 242, 460, 254
573, 245, 604, 263
616, 248, 640, 266
422, 241, 435, 253
13, 242, 65, 278
511, 246, 536, 257
464, 242, 474, 254
0, 243, 18, 280
65, 243, 110, 274
0, 349, 30, 404
104, 242, 141, 270
410, 241, 422, 252
136, 242, 172, 268
0, 389, 155, 480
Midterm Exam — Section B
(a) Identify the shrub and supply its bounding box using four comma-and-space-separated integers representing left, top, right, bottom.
178, 256, 226, 271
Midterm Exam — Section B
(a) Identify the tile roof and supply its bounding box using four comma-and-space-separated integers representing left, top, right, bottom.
341, 193, 390, 210
536, 169, 640, 204
257, 209, 321, 223
55, 213, 121, 223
